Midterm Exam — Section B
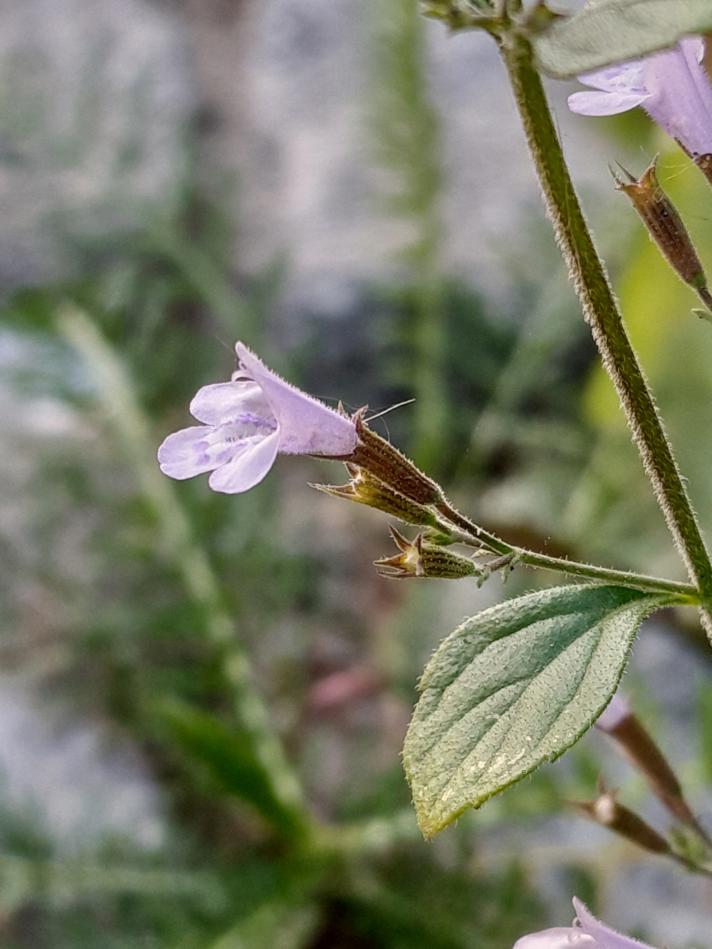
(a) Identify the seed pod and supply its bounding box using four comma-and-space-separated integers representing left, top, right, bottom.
597, 696, 711, 844
312, 465, 440, 528
612, 157, 712, 312
374, 526, 481, 579
349, 413, 444, 506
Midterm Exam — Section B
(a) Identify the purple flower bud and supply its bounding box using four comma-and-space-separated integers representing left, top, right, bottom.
157, 342, 357, 494
595, 694, 632, 734
513, 898, 658, 948
569, 37, 712, 179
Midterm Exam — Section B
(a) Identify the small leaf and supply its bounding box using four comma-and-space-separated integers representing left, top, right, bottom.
404, 584, 670, 837
533, 0, 712, 79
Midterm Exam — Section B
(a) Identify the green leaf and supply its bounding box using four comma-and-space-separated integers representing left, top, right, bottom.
533, 0, 712, 79
403, 584, 669, 837
157, 701, 307, 840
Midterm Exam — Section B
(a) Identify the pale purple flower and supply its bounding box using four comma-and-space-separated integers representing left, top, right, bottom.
513, 898, 657, 949
158, 342, 357, 494
568, 37, 712, 160
595, 694, 631, 734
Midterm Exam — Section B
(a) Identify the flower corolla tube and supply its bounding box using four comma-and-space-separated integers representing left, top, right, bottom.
513, 898, 657, 949
568, 37, 712, 166
158, 342, 357, 494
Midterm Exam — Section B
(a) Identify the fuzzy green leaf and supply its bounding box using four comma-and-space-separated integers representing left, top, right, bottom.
533, 0, 712, 79
404, 584, 669, 837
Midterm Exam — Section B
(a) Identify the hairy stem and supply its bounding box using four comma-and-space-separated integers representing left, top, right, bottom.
498, 33, 712, 633
436, 499, 697, 599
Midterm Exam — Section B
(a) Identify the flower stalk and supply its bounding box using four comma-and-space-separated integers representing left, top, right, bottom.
572, 786, 673, 856
434, 496, 697, 599
497, 30, 712, 636
319, 439, 697, 596
597, 696, 712, 846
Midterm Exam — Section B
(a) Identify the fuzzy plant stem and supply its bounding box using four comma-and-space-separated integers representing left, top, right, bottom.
437, 498, 697, 599
498, 32, 712, 637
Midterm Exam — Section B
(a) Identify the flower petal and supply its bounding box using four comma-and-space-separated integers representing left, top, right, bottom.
208, 429, 280, 494
641, 41, 712, 157
574, 899, 657, 948
578, 59, 645, 94
157, 425, 224, 479
683, 35, 705, 66
579, 61, 646, 94
235, 342, 357, 456
189, 381, 273, 426
568, 90, 649, 116
513, 927, 595, 948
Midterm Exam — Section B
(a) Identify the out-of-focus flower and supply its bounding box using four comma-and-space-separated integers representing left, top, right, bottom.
158, 342, 357, 493
568, 37, 712, 178
513, 898, 657, 948
595, 694, 632, 733
594, 693, 710, 842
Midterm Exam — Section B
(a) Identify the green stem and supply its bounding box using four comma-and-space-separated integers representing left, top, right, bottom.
517, 549, 695, 599
437, 499, 697, 599
498, 33, 712, 632
59, 304, 308, 840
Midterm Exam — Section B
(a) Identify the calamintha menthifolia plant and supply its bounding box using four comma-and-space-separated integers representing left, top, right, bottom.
158, 1, 712, 944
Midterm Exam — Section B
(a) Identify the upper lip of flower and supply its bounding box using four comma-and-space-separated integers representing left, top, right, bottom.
568, 36, 712, 160
157, 342, 358, 494
234, 342, 357, 457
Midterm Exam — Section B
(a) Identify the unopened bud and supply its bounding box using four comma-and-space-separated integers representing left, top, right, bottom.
312, 465, 440, 528
349, 413, 444, 506
596, 695, 710, 842
612, 158, 712, 312
375, 526, 480, 579
573, 788, 671, 856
